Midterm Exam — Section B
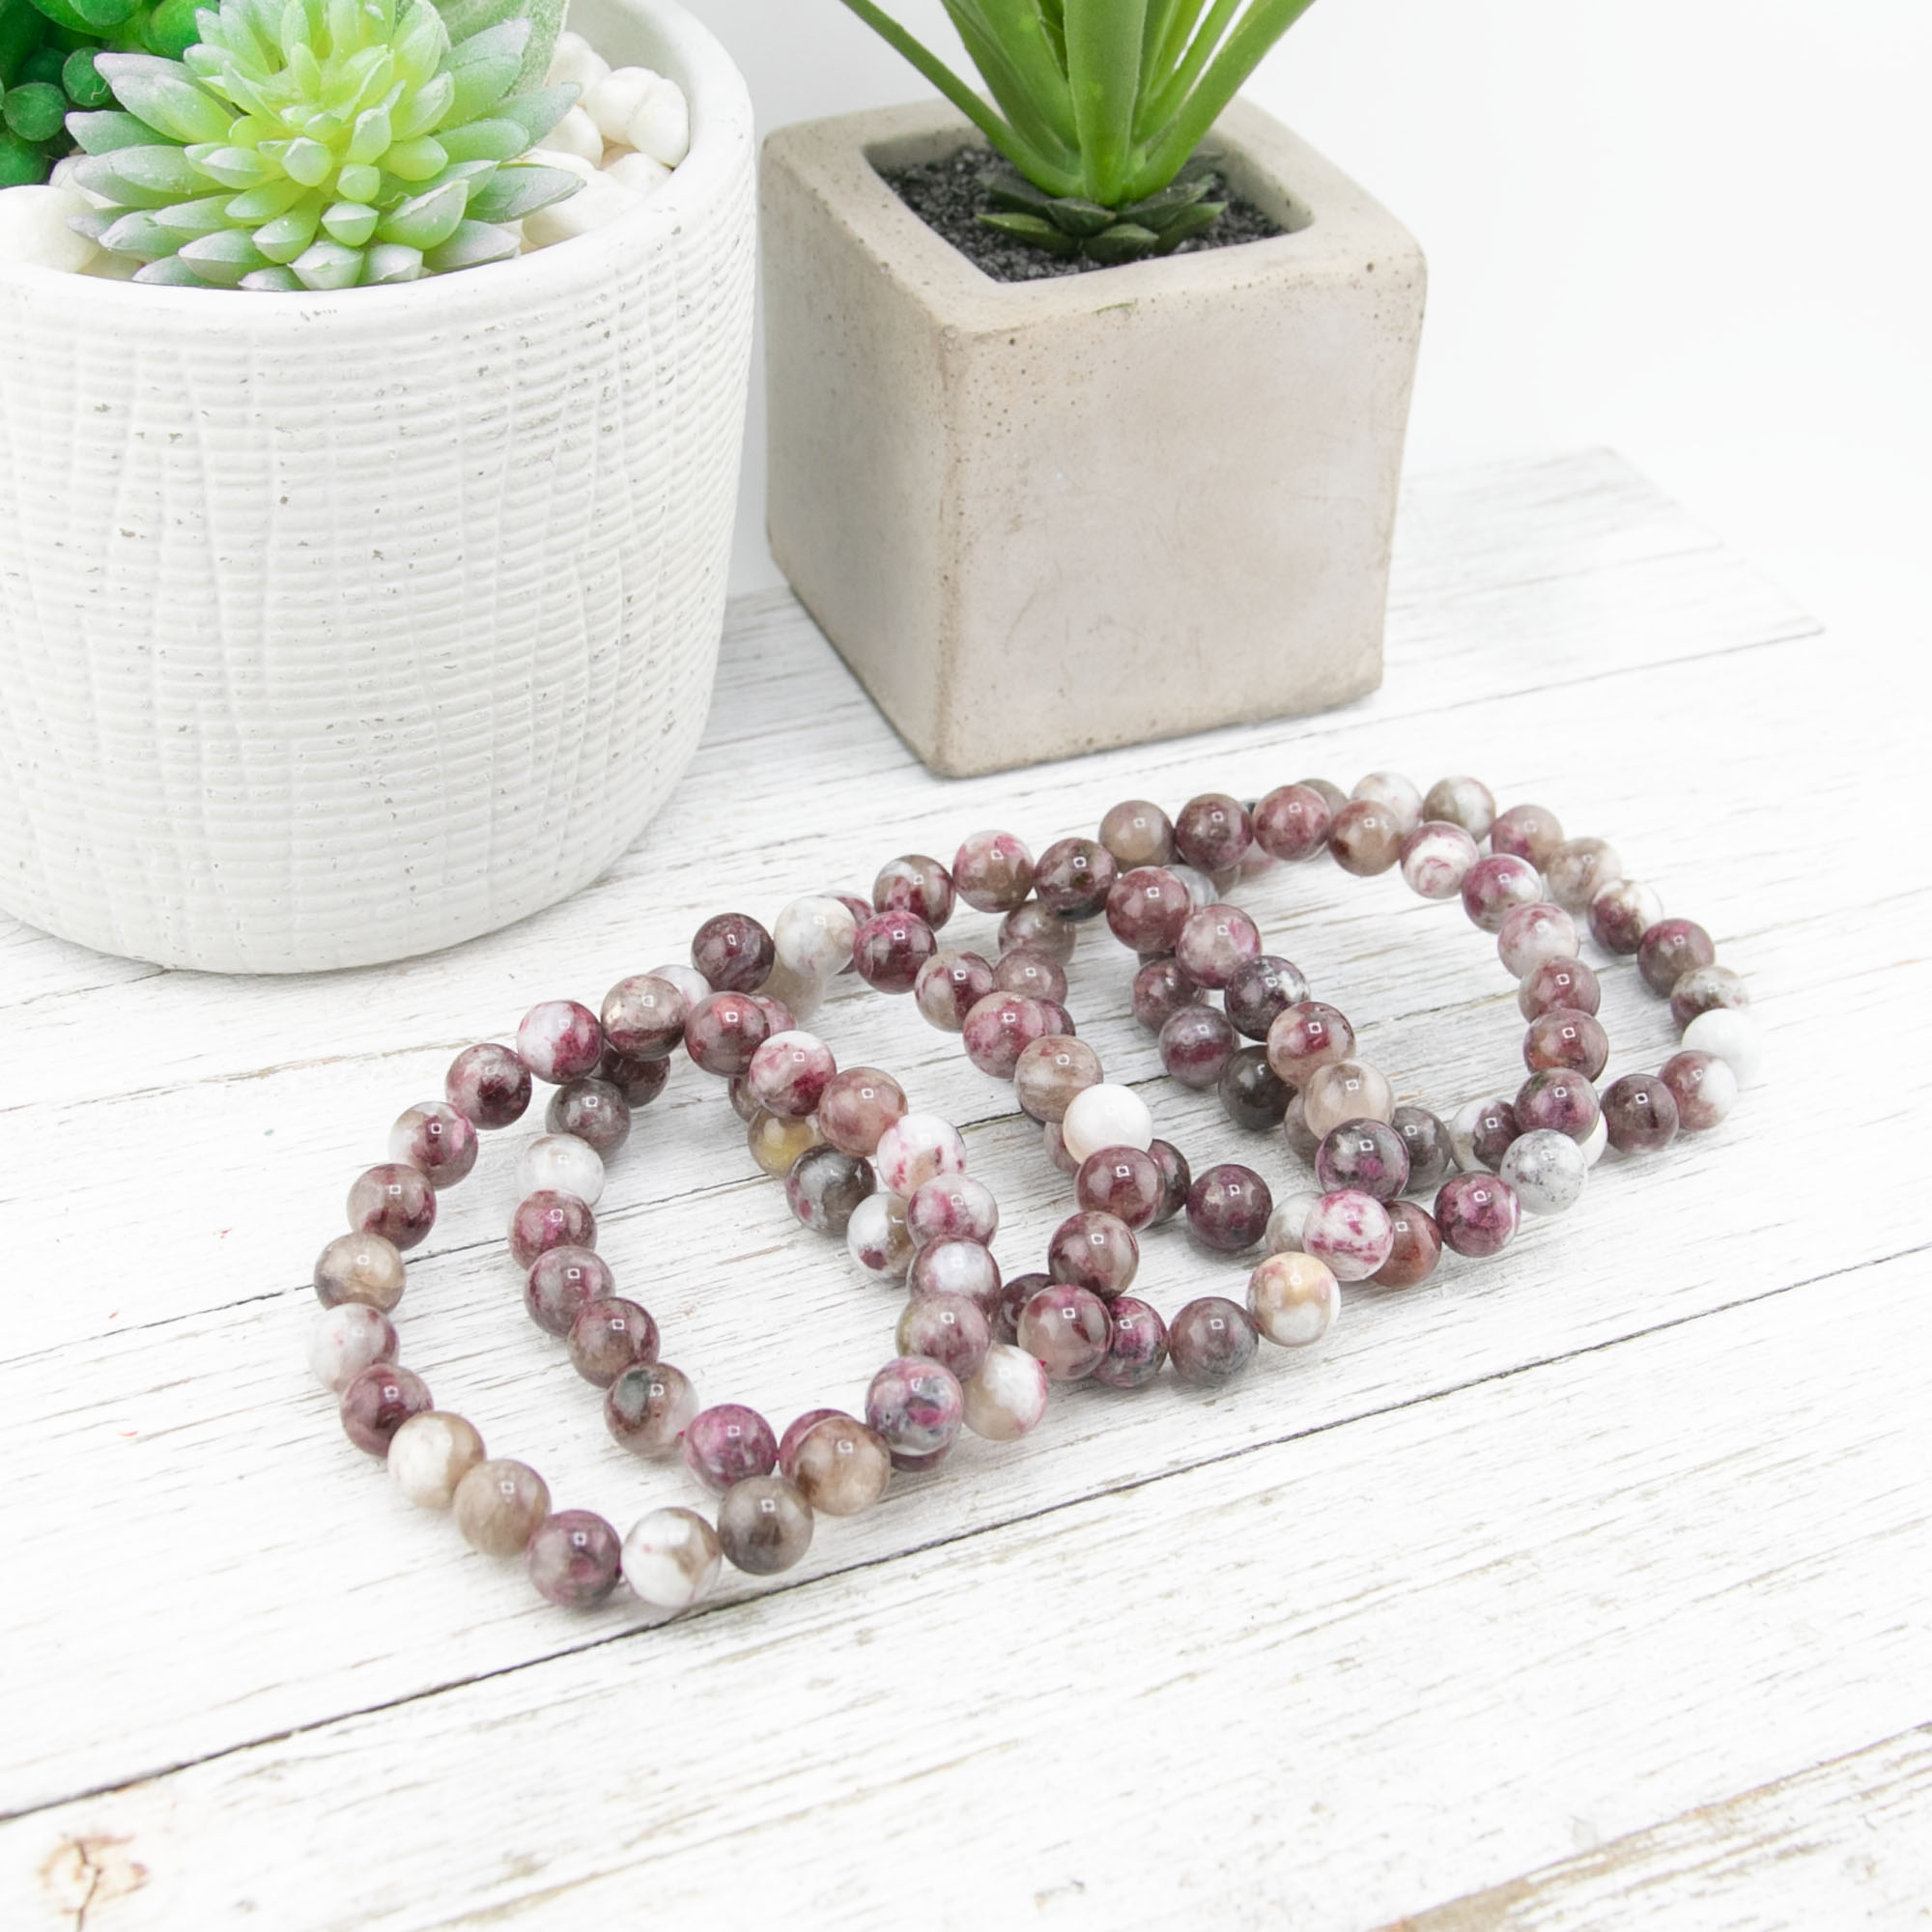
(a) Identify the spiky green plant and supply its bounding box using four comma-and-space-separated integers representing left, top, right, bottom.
834, 0, 1319, 263
64, 0, 582, 289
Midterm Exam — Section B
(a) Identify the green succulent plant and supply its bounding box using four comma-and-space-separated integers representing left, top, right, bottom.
979, 151, 1223, 264
64, 0, 582, 289
0, 0, 128, 185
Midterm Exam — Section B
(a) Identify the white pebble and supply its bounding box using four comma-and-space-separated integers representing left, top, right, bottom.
546, 29, 611, 92
516, 1131, 606, 1206
545, 104, 607, 165
522, 169, 641, 247
627, 76, 690, 169
584, 66, 663, 145
605, 149, 673, 196
1060, 1084, 1154, 1164
1682, 1007, 1764, 1085
0, 185, 99, 274
527, 146, 599, 183
1498, 1128, 1587, 1215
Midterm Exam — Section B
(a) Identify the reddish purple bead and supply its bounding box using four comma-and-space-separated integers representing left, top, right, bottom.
1076, 1146, 1165, 1229
1516, 1069, 1602, 1144
1160, 1005, 1238, 1090
785, 1146, 875, 1235
1435, 1174, 1521, 1258
1167, 1297, 1258, 1387
916, 951, 997, 1030
1218, 1045, 1293, 1130
1046, 1210, 1139, 1298
444, 1041, 532, 1128
598, 1047, 671, 1109
389, 1100, 479, 1187
599, 974, 690, 1061
906, 1239, 1003, 1315
1463, 854, 1544, 933
1523, 1009, 1609, 1079
1252, 782, 1333, 862
1602, 1070, 1680, 1152
1131, 956, 1201, 1031
866, 1355, 966, 1470
547, 1078, 632, 1155
951, 831, 1036, 913
691, 912, 775, 993
1034, 837, 1118, 919
993, 948, 1068, 1005
1105, 866, 1192, 954
347, 1164, 437, 1250
1149, 1139, 1191, 1224
526, 1510, 622, 1608
1176, 902, 1262, 991
1016, 1284, 1111, 1381
962, 992, 1052, 1079
566, 1295, 658, 1385
525, 1246, 615, 1336
509, 1190, 596, 1268
681, 1404, 779, 1494
1223, 953, 1309, 1041
516, 1000, 605, 1084
873, 853, 955, 927
1093, 1296, 1169, 1390
1315, 1119, 1410, 1201
1490, 802, 1564, 867
1468, 1097, 1520, 1170
1185, 1162, 1273, 1253
340, 1362, 432, 1457
684, 990, 770, 1076
895, 1293, 991, 1380
1669, 965, 1750, 1031
1638, 919, 1717, 997
993, 1271, 1051, 1346
1174, 792, 1253, 872
1518, 955, 1602, 1021
853, 910, 938, 994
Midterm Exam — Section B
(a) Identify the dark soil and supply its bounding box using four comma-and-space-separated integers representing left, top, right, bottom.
881, 145, 1285, 283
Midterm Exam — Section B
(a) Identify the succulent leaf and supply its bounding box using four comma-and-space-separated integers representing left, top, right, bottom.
978, 155, 1232, 265
1082, 220, 1159, 266
976, 209, 1079, 257
71, 0, 580, 289
1152, 198, 1222, 252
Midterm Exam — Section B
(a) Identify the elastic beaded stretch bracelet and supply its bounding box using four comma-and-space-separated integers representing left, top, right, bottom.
307, 767, 1756, 1619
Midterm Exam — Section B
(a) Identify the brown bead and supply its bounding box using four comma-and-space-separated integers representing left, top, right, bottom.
780, 1412, 893, 1516
339, 1362, 431, 1457
1523, 1008, 1610, 1078
567, 1295, 659, 1386
1374, 1203, 1444, 1287
314, 1232, 406, 1311
347, 1163, 436, 1250
1167, 1297, 1259, 1387
717, 1476, 814, 1575
453, 1460, 551, 1557
1327, 799, 1405, 876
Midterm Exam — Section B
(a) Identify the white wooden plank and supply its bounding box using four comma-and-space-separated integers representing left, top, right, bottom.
1, 1251, 1924, 1930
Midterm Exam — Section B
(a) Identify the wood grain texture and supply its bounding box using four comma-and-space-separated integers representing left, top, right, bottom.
0, 451, 1923, 1929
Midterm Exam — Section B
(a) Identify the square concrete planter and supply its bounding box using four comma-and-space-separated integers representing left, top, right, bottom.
762, 99, 1426, 777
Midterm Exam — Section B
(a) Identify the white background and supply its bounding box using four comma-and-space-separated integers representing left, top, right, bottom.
678, 0, 1930, 667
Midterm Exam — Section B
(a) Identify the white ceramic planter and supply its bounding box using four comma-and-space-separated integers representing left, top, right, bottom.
0, 0, 753, 973
763, 99, 1426, 777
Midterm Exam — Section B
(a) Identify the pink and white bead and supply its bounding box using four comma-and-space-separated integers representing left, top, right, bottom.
1246, 1251, 1340, 1347
387, 1101, 478, 1188
1060, 1084, 1154, 1164
516, 1133, 605, 1207
516, 1000, 605, 1084
1497, 902, 1578, 978
1400, 820, 1480, 899
961, 1344, 1050, 1440
773, 895, 859, 980
745, 1031, 837, 1118
874, 1114, 967, 1197
1462, 853, 1544, 933
845, 1192, 916, 1282
1302, 1189, 1394, 1281
622, 1507, 723, 1613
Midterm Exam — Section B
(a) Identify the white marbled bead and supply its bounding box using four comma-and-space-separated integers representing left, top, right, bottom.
1497, 902, 1578, 978
647, 961, 712, 1006
774, 895, 860, 980
1497, 1128, 1587, 1215
845, 1192, 915, 1281
1400, 821, 1479, 899
1266, 1189, 1323, 1256
1169, 864, 1216, 910
1352, 771, 1424, 838
1681, 1007, 1765, 1085
1247, 1251, 1341, 1347
1060, 1084, 1155, 1163
308, 1304, 397, 1394
387, 1411, 487, 1508
517, 1133, 605, 1206
622, 1507, 723, 1613
874, 1113, 967, 1197
1449, 1095, 1509, 1173
962, 1344, 1051, 1442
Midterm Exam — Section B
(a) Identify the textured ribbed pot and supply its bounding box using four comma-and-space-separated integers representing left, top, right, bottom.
0, 0, 754, 973
763, 99, 1426, 778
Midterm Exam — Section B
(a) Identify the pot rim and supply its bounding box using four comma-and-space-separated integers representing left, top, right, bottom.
0, 0, 753, 330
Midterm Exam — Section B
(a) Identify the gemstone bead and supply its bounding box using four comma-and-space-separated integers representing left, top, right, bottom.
1351, 771, 1423, 837
1421, 775, 1496, 840
1093, 1296, 1169, 1389
1062, 1084, 1154, 1163
896, 1292, 992, 1379
1589, 878, 1663, 954
769, 900, 855, 986
1302, 1188, 1394, 1280
905, 1239, 1001, 1315
1400, 820, 1481, 899
525, 1246, 614, 1336
718, 1476, 813, 1575
1660, 1050, 1739, 1130
1013, 1035, 1102, 1122
598, 1049, 671, 1110
1497, 902, 1578, 979
1131, 956, 1201, 1031
309, 1303, 397, 1394
1519, 955, 1602, 1020
962, 992, 1053, 1078
1391, 1105, 1456, 1193
526, 1511, 622, 1608
645, 960, 712, 1007
915, 951, 996, 1031
1267, 1189, 1321, 1253
1075, 1146, 1164, 1229
1167, 1297, 1259, 1387
962, 1344, 1051, 1439
1016, 1284, 1111, 1380
1098, 798, 1178, 867
873, 853, 954, 927
1223, 954, 1309, 1040
1247, 1251, 1340, 1348
314, 1232, 406, 1312
1681, 1008, 1763, 1085
1185, 1162, 1273, 1253
903, 1175, 998, 1248
1523, 1009, 1610, 1079
1670, 964, 1750, 1031
748, 1109, 821, 1178
1265, 1001, 1355, 1084
873, 1113, 966, 1196
1175, 903, 1261, 990
1374, 1203, 1443, 1287
684, 990, 769, 1077
515, 1001, 605, 1086
563, 1290, 660, 1385
453, 1461, 551, 1557
818, 1066, 906, 1156
998, 900, 1078, 963
1450, 1094, 1520, 1172
1315, 1119, 1410, 1200
1252, 782, 1334, 862
1490, 802, 1564, 868
1580, 1111, 1609, 1168
1161, 1006, 1238, 1090
517, 1133, 605, 1207
1174, 792, 1253, 871
952, 831, 1036, 912
786, 1147, 875, 1236
347, 1164, 436, 1250
1046, 1210, 1139, 1297
992, 1272, 1048, 1344
599, 975, 689, 1062
444, 1041, 532, 1128
622, 1507, 722, 1612
388, 1411, 487, 1508
1463, 853, 1543, 932
846, 1192, 916, 1281
1601, 1071, 1679, 1152
1034, 837, 1117, 919
1435, 1174, 1521, 1257
388, 1101, 479, 1188
746, 1030, 837, 1119
681, 1404, 779, 1494
866, 1355, 966, 1469
780, 1412, 892, 1515
1218, 1044, 1293, 1129
341, 1362, 432, 1456
1148, 1139, 1191, 1222
1105, 865, 1193, 954
1497, 1127, 1587, 1214
995, 952, 1069, 1009
691, 912, 775, 992
1545, 837, 1622, 911
605, 1359, 697, 1455
546, 1079, 631, 1156
1638, 919, 1716, 996
1327, 799, 1405, 876
1301, 1059, 1395, 1140
1516, 1069, 1602, 1143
